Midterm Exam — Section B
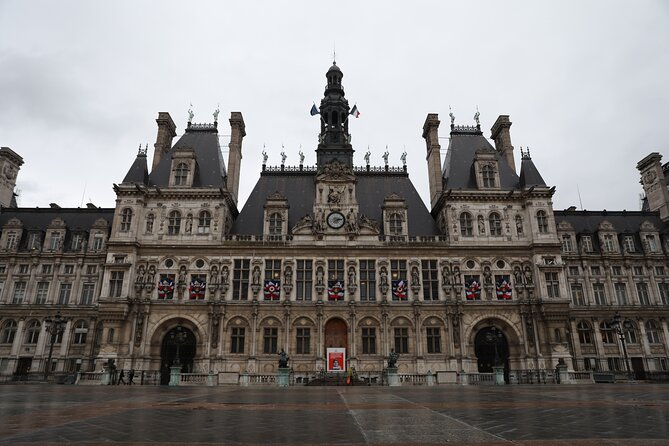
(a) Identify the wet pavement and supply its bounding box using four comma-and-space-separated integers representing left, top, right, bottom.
0, 383, 668, 445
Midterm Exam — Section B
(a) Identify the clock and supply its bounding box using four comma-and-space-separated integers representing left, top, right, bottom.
327, 211, 345, 229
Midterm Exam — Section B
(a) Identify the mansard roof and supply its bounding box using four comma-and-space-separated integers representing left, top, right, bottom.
519, 154, 547, 188
122, 150, 149, 185
0, 207, 114, 231
148, 124, 227, 188
232, 169, 439, 236
554, 209, 667, 235
442, 126, 520, 190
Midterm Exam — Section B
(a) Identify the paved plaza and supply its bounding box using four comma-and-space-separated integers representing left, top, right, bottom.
0, 383, 668, 445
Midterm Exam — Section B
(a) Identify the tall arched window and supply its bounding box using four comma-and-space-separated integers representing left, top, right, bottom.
482, 165, 496, 188
268, 212, 283, 235
536, 210, 549, 233
488, 212, 502, 236
624, 321, 638, 344
389, 213, 403, 235
174, 163, 189, 186
120, 208, 132, 231
459, 212, 473, 236
145, 214, 154, 233
646, 320, 661, 344
599, 321, 615, 344
577, 321, 592, 344
1, 320, 17, 344
73, 320, 88, 344
25, 320, 41, 344
168, 211, 181, 235
198, 211, 211, 234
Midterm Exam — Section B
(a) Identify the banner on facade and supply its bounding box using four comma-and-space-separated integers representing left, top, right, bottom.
189, 275, 206, 300
263, 280, 281, 300
157, 274, 175, 299
495, 275, 512, 300
328, 280, 345, 300
392, 279, 407, 300
327, 348, 345, 372
464, 275, 481, 300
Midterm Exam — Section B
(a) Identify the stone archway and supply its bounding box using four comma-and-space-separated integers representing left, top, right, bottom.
160, 325, 197, 385
475, 326, 510, 381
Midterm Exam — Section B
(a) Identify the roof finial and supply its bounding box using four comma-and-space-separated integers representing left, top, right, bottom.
364, 146, 371, 166
333, 42, 336, 64
280, 145, 286, 165
400, 147, 407, 166
262, 144, 268, 165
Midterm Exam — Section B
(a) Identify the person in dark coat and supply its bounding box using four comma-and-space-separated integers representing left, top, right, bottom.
127, 369, 135, 385
117, 369, 126, 385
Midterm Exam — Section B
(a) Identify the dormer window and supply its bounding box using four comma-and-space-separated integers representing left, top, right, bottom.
482, 165, 496, 188
388, 213, 403, 235
561, 234, 573, 252
50, 232, 61, 251
168, 211, 181, 235
603, 234, 616, 252
268, 212, 283, 235
174, 162, 189, 186
120, 208, 132, 231
5, 231, 17, 250
536, 210, 549, 233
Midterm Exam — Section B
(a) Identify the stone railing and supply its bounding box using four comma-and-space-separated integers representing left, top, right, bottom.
569, 371, 595, 383
77, 372, 104, 385
399, 374, 428, 385
460, 372, 495, 385
180, 373, 217, 386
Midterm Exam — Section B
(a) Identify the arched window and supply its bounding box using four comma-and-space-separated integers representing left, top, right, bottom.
599, 321, 615, 344
577, 321, 592, 344
624, 321, 638, 344
482, 165, 496, 188
168, 211, 181, 235
268, 212, 283, 235
488, 212, 502, 236
460, 212, 473, 236
198, 211, 211, 234
646, 320, 661, 344
120, 208, 132, 232
73, 320, 88, 344
174, 163, 189, 186
536, 210, 549, 233
389, 213, 403, 235
2, 320, 17, 344
145, 214, 154, 233
25, 320, 41, 344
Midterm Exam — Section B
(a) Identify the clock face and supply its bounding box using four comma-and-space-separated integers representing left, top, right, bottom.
327, 211, 345, 229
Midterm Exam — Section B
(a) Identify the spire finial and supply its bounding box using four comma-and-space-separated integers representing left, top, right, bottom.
333, 42, 336, 64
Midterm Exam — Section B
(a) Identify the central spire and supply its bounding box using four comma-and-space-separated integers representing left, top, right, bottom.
316, 61, 354, 169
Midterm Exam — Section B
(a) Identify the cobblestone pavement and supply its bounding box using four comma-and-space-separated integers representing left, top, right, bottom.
0, 383, 668, 445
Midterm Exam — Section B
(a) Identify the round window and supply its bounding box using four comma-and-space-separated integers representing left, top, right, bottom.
496, 260, 506, 269
466, 260, 476, 269
165, 259, 174, 268
195, 259, 205, 268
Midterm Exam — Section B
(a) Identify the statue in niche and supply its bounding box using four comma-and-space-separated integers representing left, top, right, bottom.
252, 266, 261, 285
348, 266, 356, 285
221, 266, 229, 285
515, 215, 524, 235
178, 266, 187, 284
328, 186, 343, 204
478, 215, 485, 234
411, 266, 420, 286
136, 265, 146, 283
210, 265, 219, 284
453, 266, 461, 284
284, 266, 293, 285
316, 267, 324, 286
483, 266, 492, 285
147, 266, 156, 285
513, 266, 523, 286
442, 266, 451, 285
523, 266, 534, 284
185, 214, 193, 233
380, 267, 388, 286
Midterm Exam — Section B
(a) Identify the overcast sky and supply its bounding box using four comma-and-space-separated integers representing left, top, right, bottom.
1, 1, 667, 213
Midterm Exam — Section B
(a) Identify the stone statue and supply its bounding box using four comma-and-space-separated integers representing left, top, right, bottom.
483, 266, 492, 285
280, 151, 286, 164
515, 215, 523, 235
299, 150, 305, 164
453, 266, 461, 284
213, 107, 220, 122
382, 150, 389, 166
252, 266, 261, 285
387, 349, 399, 368
364, 150, 371, 165
449, 109, 455, 125
513, 266, 522, 286
178, 266, 187, 284
411, 266, 420, 286
328, 186, 342, 204
284, 266, 293, 284
523, 266, 534, 284
187, 107, 194, 123
442, 266, 451, 285
316, 267, 324, 286
478, 215, 485, 234
221, 266, 229, 284
185, 214, 193, 233
380, 267, 388, 286
262, 150, 268, 164
400, 151, 407, 166
136, 265, 146, 283
348, 266, 356, 285
278, 349, 289, 368
474, 109, 480, 126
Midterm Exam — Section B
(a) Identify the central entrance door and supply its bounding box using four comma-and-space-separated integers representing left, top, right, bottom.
160, 325, 196, 385
324, 318, 348, 350
475, 327, 510, 381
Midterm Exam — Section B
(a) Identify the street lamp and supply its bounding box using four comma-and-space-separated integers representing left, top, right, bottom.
610, 312, 634, 382
170, 324, 187, 368
43, 312, 66, 381
485, 326, 504, 367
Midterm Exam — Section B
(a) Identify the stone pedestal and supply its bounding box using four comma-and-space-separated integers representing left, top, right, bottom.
239, 373, 250, 386
385, 367, 399, 387
101, 368, 112, 385
169, 365, 181, 386
493, 366, 505, 385
556, 364, 570, 384
277, 368, 290, 387
426, 370, 435, 386
207, 371, 216, 387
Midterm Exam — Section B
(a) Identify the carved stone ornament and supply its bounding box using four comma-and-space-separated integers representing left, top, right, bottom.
643, 170, 657, 185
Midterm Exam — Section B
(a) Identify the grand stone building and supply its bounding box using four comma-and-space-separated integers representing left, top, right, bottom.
1, 63, 668, 384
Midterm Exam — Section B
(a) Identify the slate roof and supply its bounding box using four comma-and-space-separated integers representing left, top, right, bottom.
122, 152, 149, 184
148, 125, 227, 188
442, 127, 520, 190
519, 155, 547, 187
232, 170, 439, 236
0, 208, 114, 231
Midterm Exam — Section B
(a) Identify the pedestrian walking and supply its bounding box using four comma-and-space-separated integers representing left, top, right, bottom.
128, 369, 135, 385
117, 369, 126, 385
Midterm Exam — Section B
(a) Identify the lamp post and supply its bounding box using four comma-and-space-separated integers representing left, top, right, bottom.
485, 325, 505, 385
610, 312, 634, 382
43, 312, 66, 381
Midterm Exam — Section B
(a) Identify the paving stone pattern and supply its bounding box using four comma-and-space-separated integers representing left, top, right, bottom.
0, 384, 668, 445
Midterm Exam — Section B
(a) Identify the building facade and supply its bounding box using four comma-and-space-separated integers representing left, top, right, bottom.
1, 63, 668, 383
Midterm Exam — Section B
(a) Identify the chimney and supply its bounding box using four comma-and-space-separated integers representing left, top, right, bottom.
422, 114, 442, 210
0, 147, 23, 208
227, 112, 246, 206
152, 112, 177, 171
637, 153, 669, 222
490, 115, 516, 173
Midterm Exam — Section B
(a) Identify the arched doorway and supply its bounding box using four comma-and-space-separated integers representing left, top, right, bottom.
475, 326, 510, 381
324, 318, 348, 349
160, 324, 196, 385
